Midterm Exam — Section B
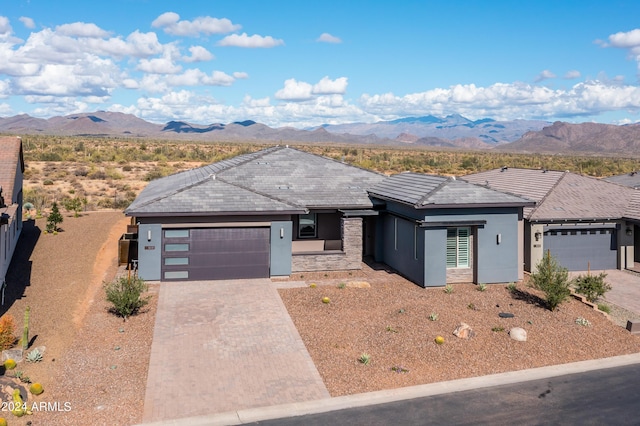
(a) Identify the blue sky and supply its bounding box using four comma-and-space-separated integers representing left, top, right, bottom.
1, 0, 640, 127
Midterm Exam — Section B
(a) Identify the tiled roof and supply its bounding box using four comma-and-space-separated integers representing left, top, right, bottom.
603, 172, 640, 189
126, 146, 386, 216
462, 168, 634, 221
623, 190, 640, 221
368, 172, 534, 208
0, 136, 23, 204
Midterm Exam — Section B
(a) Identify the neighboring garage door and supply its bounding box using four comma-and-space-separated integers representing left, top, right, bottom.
543, 228, 617, 271
162, 227, 270, 281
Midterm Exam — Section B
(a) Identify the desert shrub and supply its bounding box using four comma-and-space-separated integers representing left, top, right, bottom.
104, 276, 151, 319
598, 303, 611, 314
572, 273, 611, 303
62, 197, 85, 217
74, 167, 88, 177
46, 202, 63, 233
0, 315, 16, 350
530, 251, 571, 311
87, 169, 107, 180
42, 179, 54, 185
122, 164, 132, 172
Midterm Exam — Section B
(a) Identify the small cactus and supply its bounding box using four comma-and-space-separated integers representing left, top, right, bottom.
3, 359, 16, 370
29, 382, 44, 395
322, 296, 330, 304
435, 336, 445, 345
26, 348, 42, 363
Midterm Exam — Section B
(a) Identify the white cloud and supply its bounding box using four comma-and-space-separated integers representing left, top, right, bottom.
137, 58, 182, 74
165, 69, 235, 87
313, 76, 348, 94
275, 78, 313, 101
217, 33, 284, 48
183, 45, 213, 62
564, 70, 581, 79
0, 16, 12, 37
14, 57, 119, 97
55, 22, 110, 38
151, 12, 240, 36
606, 28, 640, 49
534, 69, 556, 82
317, 33, 342, 43
233, 71, 248, 79
19, 17, 35, 29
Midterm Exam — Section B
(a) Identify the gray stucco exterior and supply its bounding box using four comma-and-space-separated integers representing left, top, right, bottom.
376, 201, 523, 287
270, 221, 293, 276
137, 223, 161, 281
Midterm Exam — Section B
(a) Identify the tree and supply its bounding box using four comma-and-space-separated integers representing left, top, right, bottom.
63, 197, 85, 217
572, 272, 611, 303
46, 202, 63, 233
530, 250, 571, 311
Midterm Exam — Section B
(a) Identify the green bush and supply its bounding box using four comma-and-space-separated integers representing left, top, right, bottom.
104, 276, 151, 319
46, 202, 63, 233
572, 273, 611, 303
530, 251, 571, 311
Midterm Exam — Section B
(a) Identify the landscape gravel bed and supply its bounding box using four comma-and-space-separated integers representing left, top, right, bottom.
279, 272, 640, 397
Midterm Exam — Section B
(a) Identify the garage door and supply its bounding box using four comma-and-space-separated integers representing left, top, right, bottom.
162, 228, 270, 281
543, 228, 617, 271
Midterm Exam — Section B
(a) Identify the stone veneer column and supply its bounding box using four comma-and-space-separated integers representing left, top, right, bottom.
341, 217, 363, 269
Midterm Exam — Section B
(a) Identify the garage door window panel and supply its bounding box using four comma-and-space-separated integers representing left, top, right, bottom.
165, 243, 189, 252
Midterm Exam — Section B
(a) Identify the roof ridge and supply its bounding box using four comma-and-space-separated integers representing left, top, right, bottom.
126, 146, 283, 212
463, 178, 536, 203
528, 170, 568, 218
215, 175, 303, 210
215, 145, 283, 176
286, 146, 387, 177
415, 175, 450, 207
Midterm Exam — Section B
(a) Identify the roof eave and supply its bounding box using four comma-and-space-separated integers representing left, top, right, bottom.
125, 208, 306, 217
417, 202, 535, 209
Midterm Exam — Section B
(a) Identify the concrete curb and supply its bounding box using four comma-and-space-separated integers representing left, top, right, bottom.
136, 352, 640, 426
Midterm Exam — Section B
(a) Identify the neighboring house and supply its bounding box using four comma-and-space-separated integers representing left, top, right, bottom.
604, 171, 640, 189
462, 168, 638, 272
125, 146, 386, 281
367, 173, 534, 287
0, 137, 25, 293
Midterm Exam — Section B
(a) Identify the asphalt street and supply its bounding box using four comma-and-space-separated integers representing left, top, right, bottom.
250, 363, 640, 426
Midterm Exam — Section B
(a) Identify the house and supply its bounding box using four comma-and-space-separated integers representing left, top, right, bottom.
604, 171, 640, 189
367, 173, 534, 287
125, 146, 535, 287
125, 146, 386, 281
462, 168, 638, 272
0, 137, 25, 293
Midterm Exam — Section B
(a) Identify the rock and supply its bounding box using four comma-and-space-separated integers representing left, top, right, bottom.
509, 327, 527, 341
499, 312, 515, 318
453, 322, 476, 339
347, 281, 371, 288
2, 349, 23, 362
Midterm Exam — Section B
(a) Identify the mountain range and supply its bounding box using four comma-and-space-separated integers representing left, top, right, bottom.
1, 111, 639, 156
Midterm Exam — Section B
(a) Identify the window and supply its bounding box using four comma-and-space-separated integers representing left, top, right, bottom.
414, 225, 419, 260
165, 243, 189, 252
394, 218, 398, 251
164, 229, 189, 238
446, 227, 470, 268
298, 213, 317, 238
164, 257, 189, 266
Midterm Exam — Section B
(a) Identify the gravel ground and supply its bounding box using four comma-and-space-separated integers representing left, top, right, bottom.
2, 212, 156, 426
3, 214, 639, 424
279, 266, 640, 397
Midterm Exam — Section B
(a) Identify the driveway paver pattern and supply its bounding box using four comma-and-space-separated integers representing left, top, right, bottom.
142, 279, 329, 423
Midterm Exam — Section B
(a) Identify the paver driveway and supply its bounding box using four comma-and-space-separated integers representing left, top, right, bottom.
142, 279, 330, 423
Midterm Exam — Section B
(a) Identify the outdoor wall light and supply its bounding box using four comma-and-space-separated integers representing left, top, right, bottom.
626, 227, 633, 236
534, 231, 542, 241
147, 229, 152, 241
497, 233, 502, 244
280, 227, 284, 238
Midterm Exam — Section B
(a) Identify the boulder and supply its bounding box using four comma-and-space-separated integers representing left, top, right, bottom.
453, 322, 476, 339
509, 327, 527, 341
2, 349, 23, 362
